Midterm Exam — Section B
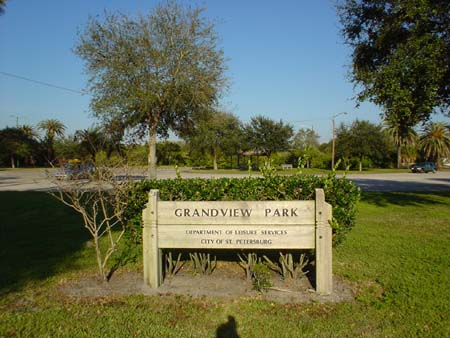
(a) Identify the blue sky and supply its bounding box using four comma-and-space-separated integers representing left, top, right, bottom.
1, 0, 389, 142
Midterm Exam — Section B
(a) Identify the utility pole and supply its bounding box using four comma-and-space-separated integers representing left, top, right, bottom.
331, 112, 347, 170
9, 114, 19, 127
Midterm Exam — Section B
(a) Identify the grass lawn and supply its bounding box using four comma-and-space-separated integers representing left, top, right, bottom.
1, 191, 449, 337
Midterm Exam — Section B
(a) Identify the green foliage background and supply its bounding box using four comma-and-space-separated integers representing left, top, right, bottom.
124, 173, 360, 247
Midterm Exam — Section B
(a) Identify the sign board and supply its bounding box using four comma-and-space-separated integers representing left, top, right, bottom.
142, 188, 332, 294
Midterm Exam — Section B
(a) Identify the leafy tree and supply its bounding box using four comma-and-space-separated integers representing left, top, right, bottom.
74, 1, 227, 178
0, 127, 39, 168
126, 144, 148, 166
290, 128, 321, 168
54, 135, 82, 161
419, 122, 450, 168
38, 119, 66, 164
187, 111, 242, 170
338, 0, 450, 125
291, 128, 320, 150
156, 141, 185, 165
336, 119, 392, 170
383, 116, 418, 168
244, 116, 293, 160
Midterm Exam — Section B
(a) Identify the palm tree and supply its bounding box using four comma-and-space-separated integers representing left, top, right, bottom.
75, 127, 105, 160
20, 124, 38, 139
38, 119, 66, 164
419, 122, 450, 169
383, 117, 418, 168
102, 118, 126, 158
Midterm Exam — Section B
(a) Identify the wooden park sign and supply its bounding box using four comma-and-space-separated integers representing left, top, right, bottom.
142, 188, 333, 294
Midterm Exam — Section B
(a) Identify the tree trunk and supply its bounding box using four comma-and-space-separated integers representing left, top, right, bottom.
94, 236, 106, 282
213, 147, 218, 170
11, 155, 15, 169
148, 127, 157, 179
397, 142, 402, 169
359, 159, 362, 172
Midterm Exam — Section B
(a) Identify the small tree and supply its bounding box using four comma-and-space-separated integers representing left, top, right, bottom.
336, 120, 391, 170
75, 1, 227, 178
291, 128, 321, 168
244, 115, 293, 160
187, 111, 242, 170
291, 128, 320, 150
0, 127, 40, 168
54, 135, 82, 161
156, 141, 186, 166
49, 163, 136, 282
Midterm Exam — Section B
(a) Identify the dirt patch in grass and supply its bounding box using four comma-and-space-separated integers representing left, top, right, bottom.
57, 263, 354, 304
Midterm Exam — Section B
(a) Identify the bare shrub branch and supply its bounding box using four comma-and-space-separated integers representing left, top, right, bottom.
48, 160, 138, 282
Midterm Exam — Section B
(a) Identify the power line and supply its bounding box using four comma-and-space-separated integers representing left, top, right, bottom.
0, 71, 83, 94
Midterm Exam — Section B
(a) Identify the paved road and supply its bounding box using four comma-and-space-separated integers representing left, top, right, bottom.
0, 168, 449, 192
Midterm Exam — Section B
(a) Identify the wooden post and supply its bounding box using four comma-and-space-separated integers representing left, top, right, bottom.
142, 189, 161, 288
315, 188, 333, 294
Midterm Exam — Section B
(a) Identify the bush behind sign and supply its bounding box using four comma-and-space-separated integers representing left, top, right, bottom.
124, 172, 360, 247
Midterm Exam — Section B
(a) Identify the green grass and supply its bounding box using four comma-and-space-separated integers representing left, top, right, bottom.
0, 193, 92, 293
1, 191, 450, 337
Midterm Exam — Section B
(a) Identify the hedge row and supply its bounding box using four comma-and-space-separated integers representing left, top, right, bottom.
124, 172, 360, 246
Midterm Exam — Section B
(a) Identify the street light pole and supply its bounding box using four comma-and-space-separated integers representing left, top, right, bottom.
9, 114, 19, 127
331, 112, 347, 170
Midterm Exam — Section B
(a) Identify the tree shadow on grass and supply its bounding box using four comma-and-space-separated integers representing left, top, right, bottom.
0, 176, 18, 182
361, 191, 450, 208
0, 192, 90, 295
429, 177, 450, 183
351, 178, 450, 192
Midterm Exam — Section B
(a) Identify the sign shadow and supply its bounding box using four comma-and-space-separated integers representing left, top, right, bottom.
216, 315, 240, 338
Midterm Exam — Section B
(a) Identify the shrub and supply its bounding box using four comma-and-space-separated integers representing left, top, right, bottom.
263, 252, 309, 280
189, 252, 217, 275
237, 252, 259, 281
124, 171, 360, 247
251, 262, 272, 292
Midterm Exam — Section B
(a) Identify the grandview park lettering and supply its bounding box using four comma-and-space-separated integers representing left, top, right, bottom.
143, 189, 333, 294
174, 207, 299, 218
